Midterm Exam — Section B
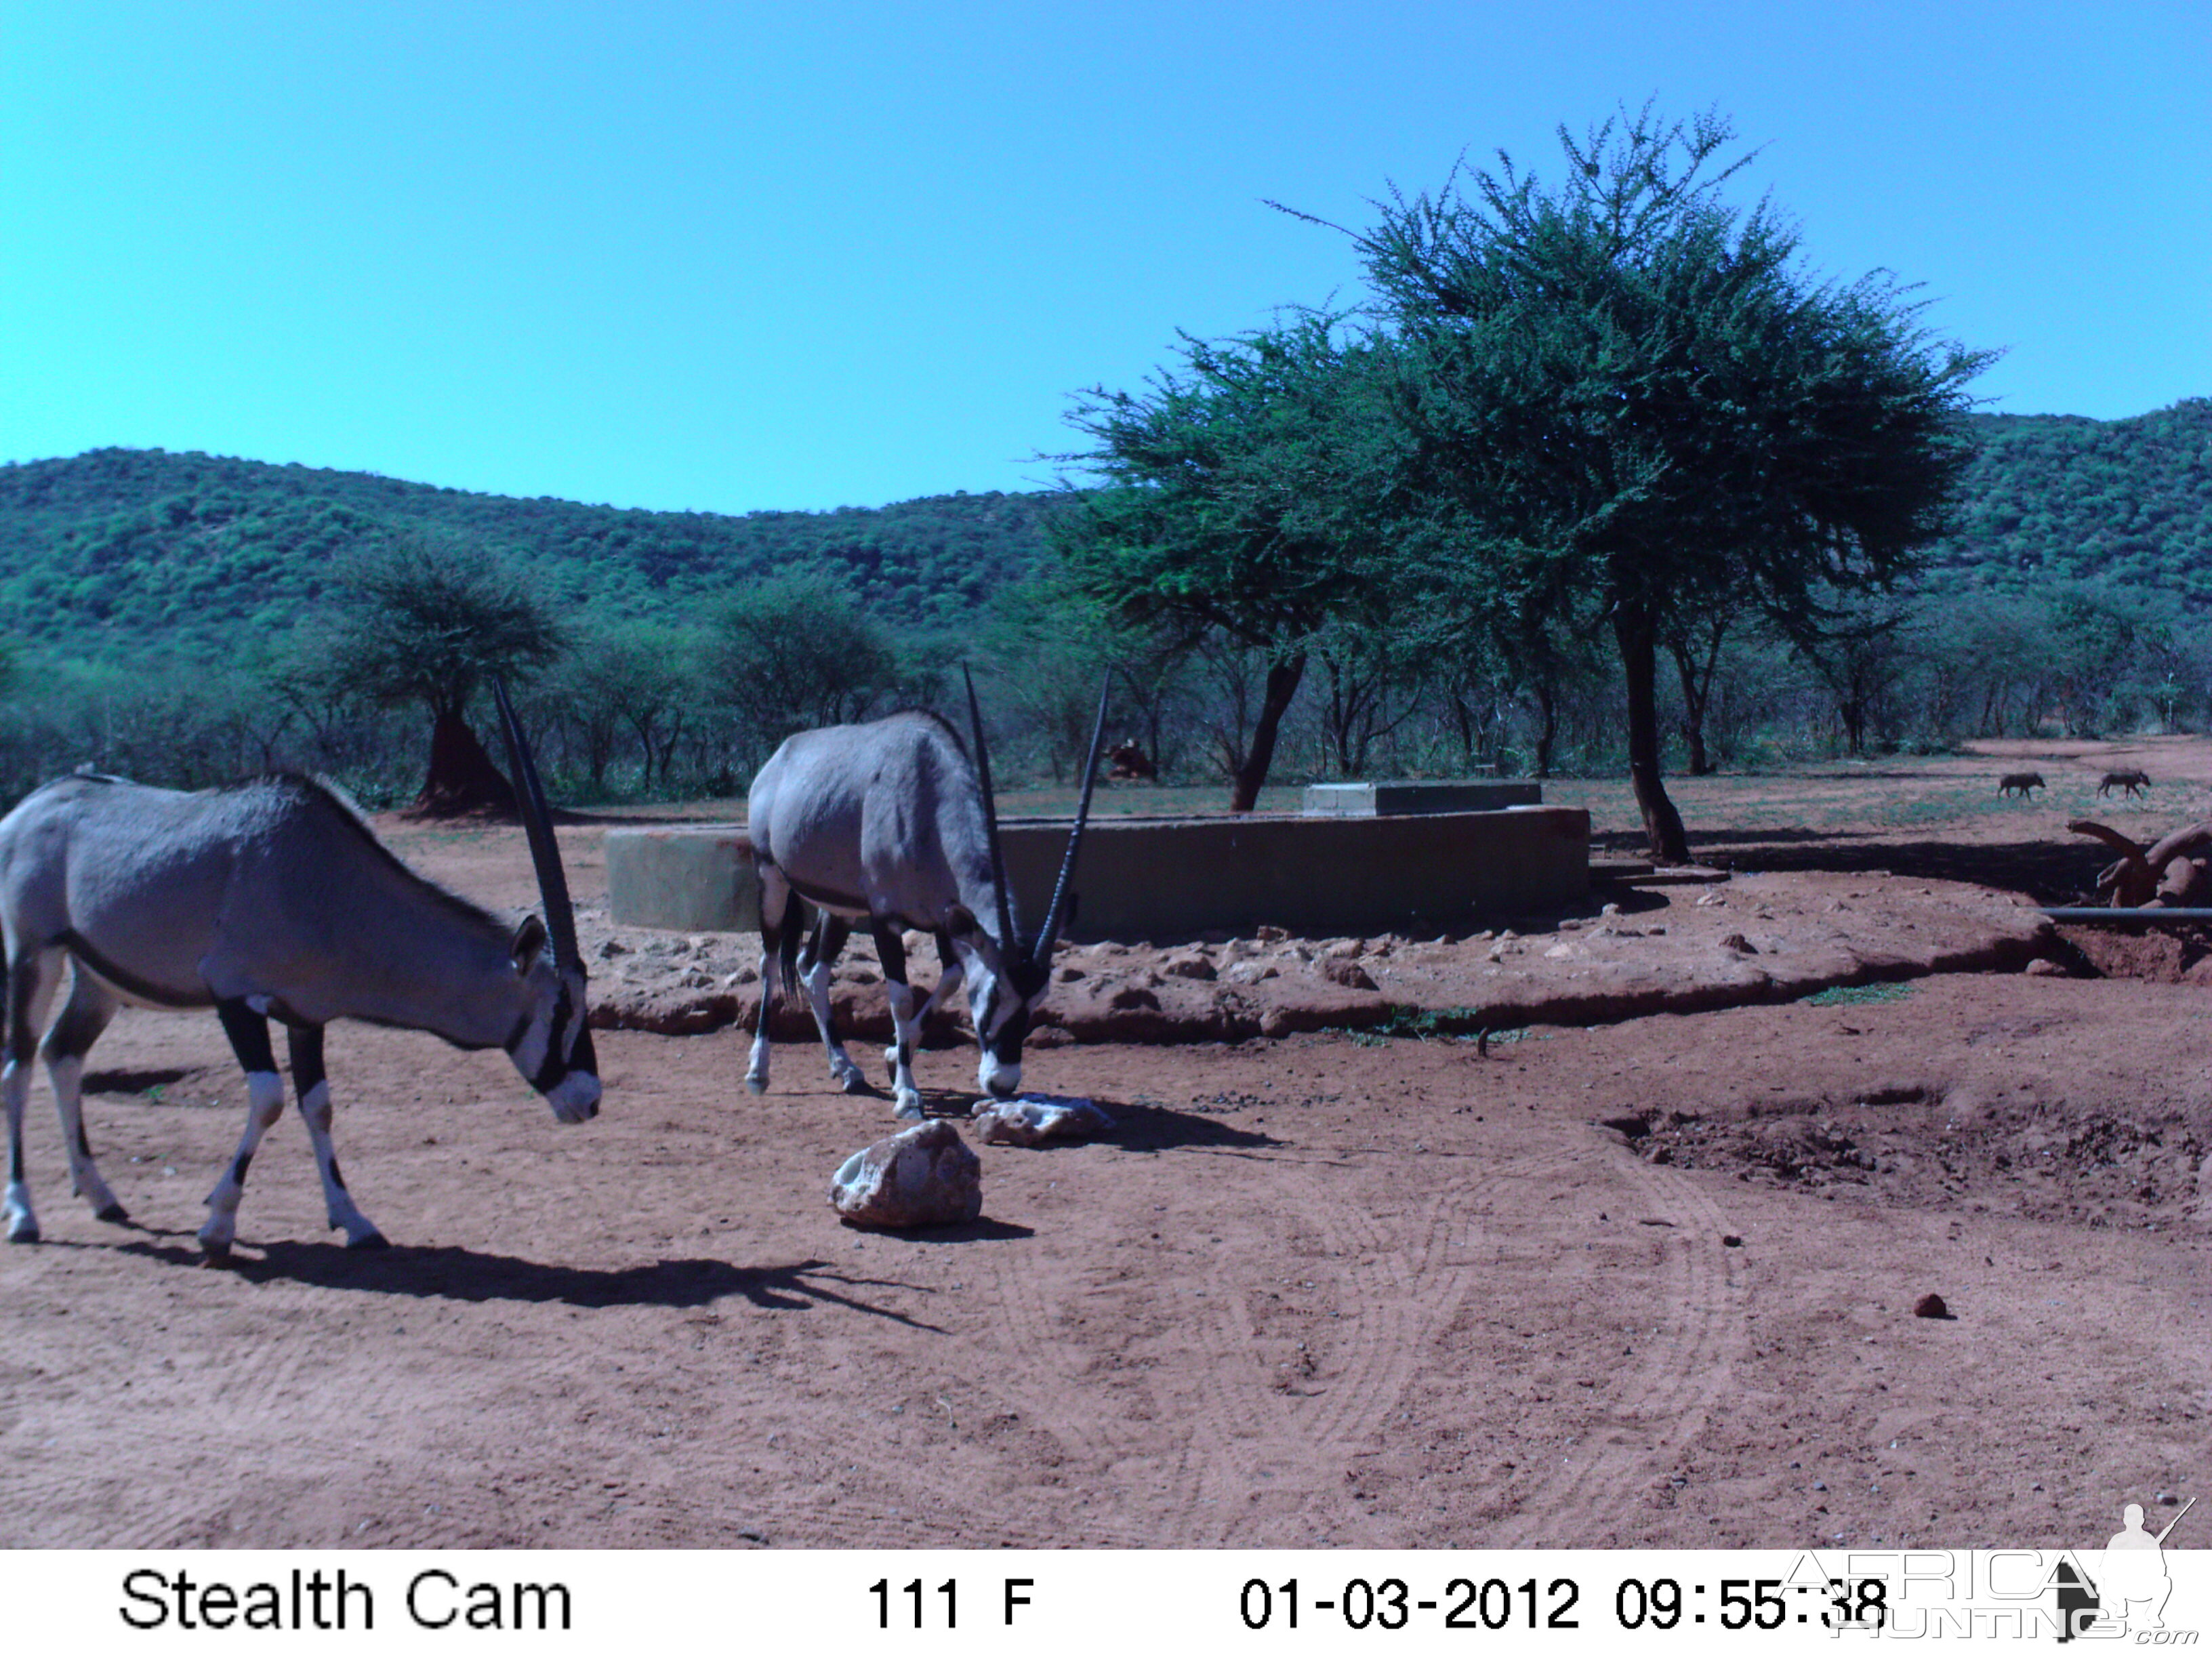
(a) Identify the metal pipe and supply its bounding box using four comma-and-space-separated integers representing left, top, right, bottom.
2041, 907, 2212, 926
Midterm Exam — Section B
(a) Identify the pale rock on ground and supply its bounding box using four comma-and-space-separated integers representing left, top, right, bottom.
828, 1119, 983, 1229
970, 1094, 1115, 1146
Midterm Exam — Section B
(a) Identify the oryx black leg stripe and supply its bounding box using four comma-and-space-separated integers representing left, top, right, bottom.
287, 1024, 327, 1098
216, 1000, 276, 1074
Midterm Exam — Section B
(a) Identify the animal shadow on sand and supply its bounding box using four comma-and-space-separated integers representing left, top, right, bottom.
83, 1067, 200, 1095
1698, 834, 2104, 903
915, 1091, 1277, 1156
106, 1233, 955, 1329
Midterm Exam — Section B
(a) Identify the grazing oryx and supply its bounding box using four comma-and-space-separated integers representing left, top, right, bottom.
0, 682, 598, 1259
745, 672, 1110, 1118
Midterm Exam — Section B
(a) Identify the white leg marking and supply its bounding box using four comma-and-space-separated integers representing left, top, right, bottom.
199, 1071, 286, 1258
4, 954, 65, 1243
804, 957, 866, 1092
3, 1057, 37, 1242
884, 981, 924, 1119
745, 943, 775, 1094
46, 1054, 124, 1221
296, 1080, 382, 1248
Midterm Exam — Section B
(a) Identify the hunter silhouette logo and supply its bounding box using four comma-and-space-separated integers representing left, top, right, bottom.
2060, 1495, 2196, 1640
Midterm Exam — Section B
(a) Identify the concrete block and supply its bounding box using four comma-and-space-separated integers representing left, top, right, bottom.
1303, 780, 1542, 815
607, 806, 1591, 941
605, 825, 758, 932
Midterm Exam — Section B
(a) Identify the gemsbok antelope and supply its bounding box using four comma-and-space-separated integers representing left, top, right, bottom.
745, 671, 1109, 1118
0, 681, 599, 1259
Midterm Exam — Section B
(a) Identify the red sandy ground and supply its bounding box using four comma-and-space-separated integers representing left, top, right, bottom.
1, 737, 2205, 1550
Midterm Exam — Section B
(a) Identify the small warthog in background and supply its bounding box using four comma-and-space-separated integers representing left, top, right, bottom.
1999, 772, 2046, 798
2098, 769, 2152, 798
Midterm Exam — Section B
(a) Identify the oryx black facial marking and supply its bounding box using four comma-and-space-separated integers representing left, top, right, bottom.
744, 672, 1112, 1118
0, 678, 600, 1256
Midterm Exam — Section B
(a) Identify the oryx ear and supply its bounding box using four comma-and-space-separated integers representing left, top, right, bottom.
511, 915, 549, 973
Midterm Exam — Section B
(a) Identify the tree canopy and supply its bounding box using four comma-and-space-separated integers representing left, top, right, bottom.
1052, 314, 1408, 808
310, 536, 566, 815
1334, 102, 1990, 857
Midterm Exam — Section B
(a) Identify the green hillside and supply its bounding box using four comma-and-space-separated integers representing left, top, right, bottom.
0, 447, 1069, 665
1924, 398, 2212, 599
1, 398, 2207, 669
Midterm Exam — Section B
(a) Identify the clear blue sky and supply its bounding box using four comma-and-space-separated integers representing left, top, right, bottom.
3, 1, 2205, 515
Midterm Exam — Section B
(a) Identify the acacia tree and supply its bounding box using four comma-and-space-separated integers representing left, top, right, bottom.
701, 567, 897, 769
1054, 314, 1406, 810
315, 535, 566, 817
1332, 104, 1988, 859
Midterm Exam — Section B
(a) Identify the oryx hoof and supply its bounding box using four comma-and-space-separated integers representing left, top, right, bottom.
199, 1239, 232, 1265
94, 1202, 129, 1225
893, 1095, 926, 1122
838, 1071, 872, 1097
7, 1220, 39, 1244
744, 1072, 769, 1096
346, 1231, 390, 1252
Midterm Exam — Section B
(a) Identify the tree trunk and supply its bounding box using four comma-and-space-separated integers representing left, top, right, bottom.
411, 705, 520, 819
1669, 625, 1723, 777
1533, 676, 1558, 778
1229, 653, 1307, 813
1614, 601, 1689, 863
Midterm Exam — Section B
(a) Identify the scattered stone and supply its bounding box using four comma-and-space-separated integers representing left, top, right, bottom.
1321, 958, 1378, 991
1719, 933, 1757, 954
2024, 958, 2066, 977
1161, 954, 1217, 981
1696, 891, 1727, 907
1721, 1234, 1743, 1247
1255, 925, 1289, 942
1221, 960, 1280, 985
971, 1094, 1115, 1146
1912, 1293, 1953, 1320
1109, 985, 1162, 1011
830, 1120, 983, 1229
1600, 902, 1622, 918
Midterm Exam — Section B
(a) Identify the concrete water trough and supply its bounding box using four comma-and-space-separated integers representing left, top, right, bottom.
1301, 779, 1541, 815
606, 796, 1590, 940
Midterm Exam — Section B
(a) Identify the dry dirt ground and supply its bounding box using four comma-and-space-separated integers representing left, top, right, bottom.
2, 737, 2207, 1551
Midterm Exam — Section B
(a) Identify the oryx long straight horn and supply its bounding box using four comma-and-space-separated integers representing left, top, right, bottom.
962, 663, 1019, 959
492, 676, 579, 970
1035, 671, 1113, 956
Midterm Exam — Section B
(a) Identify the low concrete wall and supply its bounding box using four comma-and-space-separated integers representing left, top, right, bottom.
604, 824, 760, 932
1303, 780, 1542, 814
607, 806, 1589, 939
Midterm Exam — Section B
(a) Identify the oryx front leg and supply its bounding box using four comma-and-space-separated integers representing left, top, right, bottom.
4, 948, 66, 1244
871, 922, 926, 1118
800, 914, 867, 1093
287, 1025, 382, 1250
201, 1000, 289, 1262
42, 972, 125, 1224
746, 878, 798, 1096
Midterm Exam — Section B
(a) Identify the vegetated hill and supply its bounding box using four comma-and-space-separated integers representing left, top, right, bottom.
2, 399, 2206, 667
1923, 397, 2212, 600
0, 447, 1069, 665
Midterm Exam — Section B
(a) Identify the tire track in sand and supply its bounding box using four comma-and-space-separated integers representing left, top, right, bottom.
1486, 1147, 1750, 1547
964, 1147, 1512, 1545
